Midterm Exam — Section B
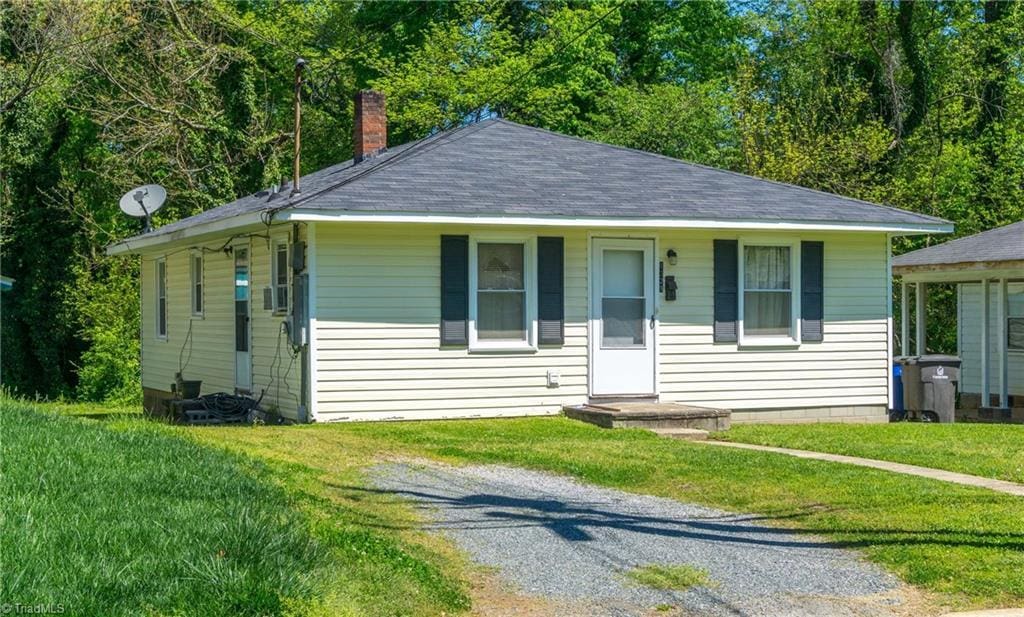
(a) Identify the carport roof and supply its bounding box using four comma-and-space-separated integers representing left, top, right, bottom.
893, 220, 1024, 270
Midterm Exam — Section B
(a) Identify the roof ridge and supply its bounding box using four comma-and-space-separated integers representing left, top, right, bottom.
490, 118, 949, 225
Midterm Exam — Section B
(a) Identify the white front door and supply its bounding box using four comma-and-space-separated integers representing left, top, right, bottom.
591, 238, 656, 396
234, 244, 252, 393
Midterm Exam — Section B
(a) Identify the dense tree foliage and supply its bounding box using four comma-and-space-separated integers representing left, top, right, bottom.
2, 0, 1021, 402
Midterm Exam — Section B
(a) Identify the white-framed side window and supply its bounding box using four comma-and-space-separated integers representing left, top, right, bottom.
469, 236, 537, 351
190, 251, 204, 317
271, 237, 289, 313
155, 257, 168, 340
738, 239, 800, 346
1008, 291, 1024, 352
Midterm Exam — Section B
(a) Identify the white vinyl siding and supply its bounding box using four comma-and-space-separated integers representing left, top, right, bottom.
957, 282, 1024, 397
313, 223, 588, 420
139, 225, 303, 417
312, 223, 891, 421
658, 231, 889, 410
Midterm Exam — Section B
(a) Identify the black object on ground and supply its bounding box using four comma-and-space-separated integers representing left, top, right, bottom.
170, 393, 260, 425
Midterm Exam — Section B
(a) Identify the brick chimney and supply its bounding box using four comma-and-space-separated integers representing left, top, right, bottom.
353, 90, 387, 162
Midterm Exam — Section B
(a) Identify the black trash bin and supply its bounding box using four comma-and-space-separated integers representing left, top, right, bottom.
900, 355, 961, 423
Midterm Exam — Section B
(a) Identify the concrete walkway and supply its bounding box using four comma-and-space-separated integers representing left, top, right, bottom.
704, 441, 1024, 497
941, 610, 1024, 617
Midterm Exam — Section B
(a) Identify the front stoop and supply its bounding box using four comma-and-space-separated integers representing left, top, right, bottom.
563, 402, 731, 432
650, 427, 710, 441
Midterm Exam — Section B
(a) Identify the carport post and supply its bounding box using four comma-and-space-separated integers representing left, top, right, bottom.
900, 281, 909, 356
915, 282, 926, 355
981, 278, 990, 407
998, 278, 1009, 408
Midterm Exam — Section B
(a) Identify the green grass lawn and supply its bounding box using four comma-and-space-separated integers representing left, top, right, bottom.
0, 399, 468, 617
715, 422, 1024, 483
192, 417, 1024, 612
625, 564, 713, 591
7, 400, 1024, 614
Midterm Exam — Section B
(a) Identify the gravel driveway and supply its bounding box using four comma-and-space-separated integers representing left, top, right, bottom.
370, 462, 909, 617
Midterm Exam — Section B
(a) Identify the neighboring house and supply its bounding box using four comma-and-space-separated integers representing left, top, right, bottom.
108, 91, 951, 424
893, 221, 1024, 411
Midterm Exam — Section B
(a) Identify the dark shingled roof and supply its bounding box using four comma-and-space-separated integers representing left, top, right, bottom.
120, 118, 948, 245
893, 220, 1024, 268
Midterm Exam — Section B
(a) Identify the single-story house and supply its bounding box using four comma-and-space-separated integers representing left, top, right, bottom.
108, 91, 951, 424
892, 220, 1024, 414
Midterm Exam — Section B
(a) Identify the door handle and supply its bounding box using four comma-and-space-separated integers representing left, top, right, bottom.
650, 313, 656, 329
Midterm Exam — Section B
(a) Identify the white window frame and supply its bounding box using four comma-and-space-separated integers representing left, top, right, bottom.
271, 235, 290, 314
155, 257, 168, 341
468, 235, 537, 352
190, 250, 204, 318
1008, 290, 1024, 354
737, 238, 801, 347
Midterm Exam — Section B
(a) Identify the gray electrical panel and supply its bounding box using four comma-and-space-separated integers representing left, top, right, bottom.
291, 241, 306, 272
290, 273, 308, 347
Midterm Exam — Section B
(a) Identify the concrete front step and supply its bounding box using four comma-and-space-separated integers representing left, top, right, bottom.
650, 427, 710, 441
563, 402, 730, 432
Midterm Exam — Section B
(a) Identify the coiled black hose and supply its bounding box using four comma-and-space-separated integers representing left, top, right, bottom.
197, 392, 263, 422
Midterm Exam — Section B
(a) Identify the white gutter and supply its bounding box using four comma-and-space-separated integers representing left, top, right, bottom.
106, 212, 267, 255
278, 209, 953, 235
106, 208, 952, 255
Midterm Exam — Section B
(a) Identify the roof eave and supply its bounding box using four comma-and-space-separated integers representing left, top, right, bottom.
279, 209, 953, 235
894, 260, 1024, 284
893, 259, 1024, 274
105, 209, 952, 256
105, 211, 268, 256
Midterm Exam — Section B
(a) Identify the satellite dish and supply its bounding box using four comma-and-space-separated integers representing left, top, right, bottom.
119, 184, 167, 232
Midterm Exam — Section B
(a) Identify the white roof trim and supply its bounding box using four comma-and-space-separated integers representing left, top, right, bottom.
107, 208, 952, 255
896, 266, 1024, 284
279, 209, 952, 235
106, 212, 267, 255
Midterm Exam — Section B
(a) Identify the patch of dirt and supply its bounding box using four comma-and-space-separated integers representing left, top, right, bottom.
781, 585, 943, 617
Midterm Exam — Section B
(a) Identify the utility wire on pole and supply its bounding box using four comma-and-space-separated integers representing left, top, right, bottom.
292, 58, 306, 196
263, 1, 627, 224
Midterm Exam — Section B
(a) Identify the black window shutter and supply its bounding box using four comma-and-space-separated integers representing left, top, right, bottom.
713, 240, 738, 342
537, 237, 565, 345
801, 241, 824, 342
440, 235, 469, 345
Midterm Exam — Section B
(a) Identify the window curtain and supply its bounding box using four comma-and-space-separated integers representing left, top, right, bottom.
744, 246, 791, 336
477, 243, 526, 340
744, 246, 790, 290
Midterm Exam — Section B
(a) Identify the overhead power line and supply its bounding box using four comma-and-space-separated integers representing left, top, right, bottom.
471, 0, 626, 123
204, 2, 423, 79
262, 1, 627, 224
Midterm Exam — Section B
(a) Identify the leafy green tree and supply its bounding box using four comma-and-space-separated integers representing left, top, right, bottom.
2, 0, 1022, 400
